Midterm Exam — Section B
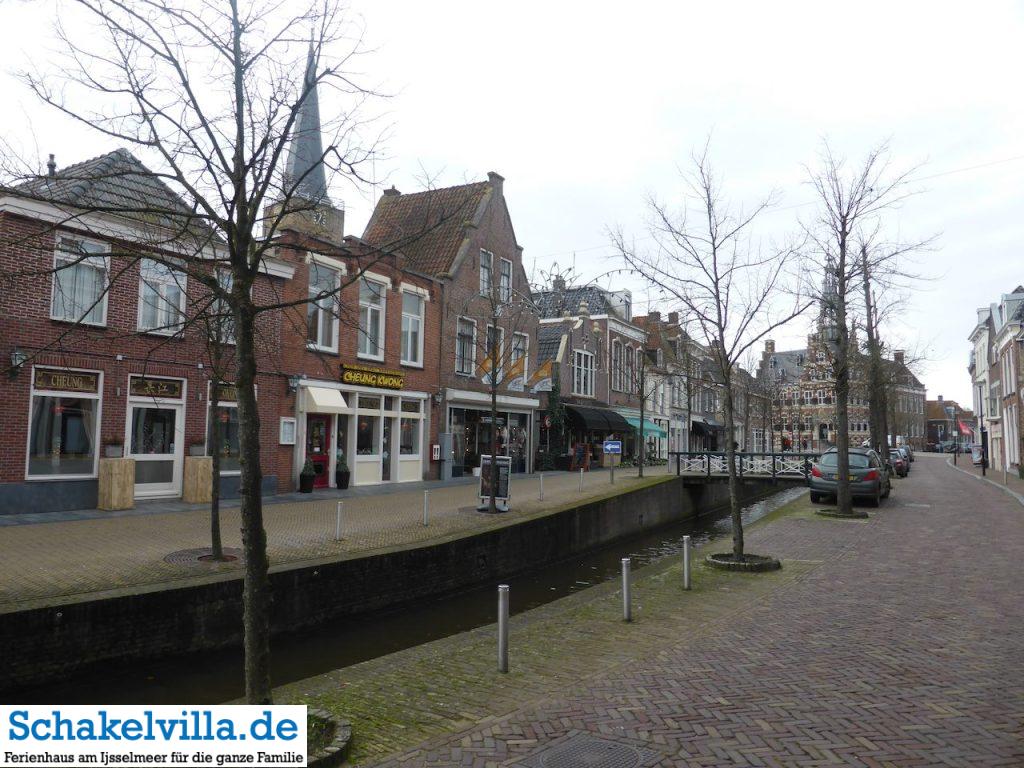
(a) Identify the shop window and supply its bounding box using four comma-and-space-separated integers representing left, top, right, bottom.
51, 237, 108, 326
208, 404, 241, 472
400, 418, 420, 455
358, 395, 380, 409
401, 291, 424, 366
358, 279, 386, 360
138, 258, 186, 335
307, 261, 340, 351
479, 249, 493, 295
401, 399, 421, 414
357, 415, 380, 455
28, 393, 99, 478
456, 317, 476, 375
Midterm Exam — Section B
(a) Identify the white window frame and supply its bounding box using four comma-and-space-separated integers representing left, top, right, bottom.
307, 261, 341, 352
499, 257, 513, 302
25, 366, 103, 480
455, 316, 477, 376
137, 257, 187, 336
572, 348, 595, 397
511, 331, 529, 382
279, 417, 297, 445
612, 339, 623, 392
479, 249, 493, 296
401, 290, 425, 367
358, 277, 387, 361
51, 236, 109, 327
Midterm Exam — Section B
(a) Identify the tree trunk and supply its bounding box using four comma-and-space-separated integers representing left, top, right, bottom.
638, 360, 645, 478
860, 247, 889, 464
834, 247, 853, 515
723, 370, 743, 558
209, 384, 224, 560
234, 297, 272, 704
489, 376, 499, 514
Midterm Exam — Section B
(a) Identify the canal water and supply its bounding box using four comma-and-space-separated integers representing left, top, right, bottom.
12, 486, 805, 705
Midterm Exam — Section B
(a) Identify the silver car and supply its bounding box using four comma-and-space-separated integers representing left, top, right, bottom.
808, 448, 892, 507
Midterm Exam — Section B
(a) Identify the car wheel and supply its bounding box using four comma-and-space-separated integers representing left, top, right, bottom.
882, 482, 891, 499
809, 491, 822, 503
868, 489, 881, 508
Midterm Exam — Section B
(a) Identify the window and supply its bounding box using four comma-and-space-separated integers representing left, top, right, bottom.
307, 261, 339, 350
479, 249, 493, 295
400, 418, 420, 455
573, 349, 595, 397
358, 279, 386, 360
510, 332, 529, 381
213, 269, 235, 344
499, 258, 513, 302
208, 404, 241, 472
625, 346, 634, 393
401, 291, 424, 366
456, 317, 476, 375
356, 414, 380, 455
138, 258, 186, 335
51, 237, 108, 325
279, 417, 297, 445
484, 325, 504, 382
27, 368, 101, 479
612, 340, 623, 391
635, 348, 644, 393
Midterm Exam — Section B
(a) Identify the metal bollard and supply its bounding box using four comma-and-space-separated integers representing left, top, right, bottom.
497, 584, 509, 673
334, 501, 343, 541
621, 557, 632, 622
611, 462, 615, 484
539, 473, 544, 501
423, 490, 429, 527
579, 468, 584, 492
682, 535, 692, 590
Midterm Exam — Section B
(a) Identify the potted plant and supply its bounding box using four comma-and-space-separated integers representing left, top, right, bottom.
188, 441, 206, 457
103, 440, 124, 458
299, 457, 316, 493
335, 456, 351, 490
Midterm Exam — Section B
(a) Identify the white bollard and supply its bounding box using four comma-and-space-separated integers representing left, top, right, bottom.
334, 501, 343, 541
682, 535, 692, 590
497, 584, 509, 673
539, 473, 544, 501
579, 468, 584, 492
423, 490, 429, 527
622, 557, 632, 622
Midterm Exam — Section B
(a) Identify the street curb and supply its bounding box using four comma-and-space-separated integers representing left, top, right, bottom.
946, 457, 1024, 507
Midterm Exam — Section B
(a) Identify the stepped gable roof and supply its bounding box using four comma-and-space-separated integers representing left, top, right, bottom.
534, 285, 625, 320
362, 181, 490, 275
536, 324, 563, 363
12, 149, 203, 230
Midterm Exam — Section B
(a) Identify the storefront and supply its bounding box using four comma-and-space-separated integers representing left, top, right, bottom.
295, 364, 430, 489
445, 388, 537, 477
124, 375, 187, 498
26, 366, 104, 485
559, 404, 633, 466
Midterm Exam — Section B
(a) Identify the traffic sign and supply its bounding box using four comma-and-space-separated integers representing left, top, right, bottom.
603, 440, 622, 455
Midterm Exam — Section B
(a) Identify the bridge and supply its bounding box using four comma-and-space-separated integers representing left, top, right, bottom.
666, 451, 821, 481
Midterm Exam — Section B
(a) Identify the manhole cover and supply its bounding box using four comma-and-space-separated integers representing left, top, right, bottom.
164, 548, 242, 565
518, 733, 655, 768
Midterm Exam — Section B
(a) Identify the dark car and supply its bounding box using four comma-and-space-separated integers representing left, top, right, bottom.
808, 448, 892, 507
891, 450, 908, 477
900, 444, 914, 462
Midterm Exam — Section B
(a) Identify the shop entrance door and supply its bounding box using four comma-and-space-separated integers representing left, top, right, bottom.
128, 403, 184, 498
306, 414, 331, 489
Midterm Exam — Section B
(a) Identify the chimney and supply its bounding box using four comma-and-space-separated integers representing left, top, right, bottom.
487, 171, 504, 194
552, 274, 566, 291
47, 154, 56, 177
938, 395, 944, 403
382, 186, 401, 197
667, 311, 679, 325
765, 339, 776, 354
649, 310, 661, 323
894, 350, 905, 365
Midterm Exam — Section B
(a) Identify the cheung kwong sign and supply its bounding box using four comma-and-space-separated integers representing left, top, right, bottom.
340, 363, 404, 390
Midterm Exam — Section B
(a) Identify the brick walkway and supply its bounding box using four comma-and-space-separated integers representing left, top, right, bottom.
0, 465, 671, 611
285, 453, 1024, 767
945, 452, 1024, 505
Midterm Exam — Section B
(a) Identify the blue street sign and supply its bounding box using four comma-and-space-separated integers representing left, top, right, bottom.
603, 440, 622, 455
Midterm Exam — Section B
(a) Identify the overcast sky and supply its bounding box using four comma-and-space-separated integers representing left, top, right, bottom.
2, 0, 1021, 406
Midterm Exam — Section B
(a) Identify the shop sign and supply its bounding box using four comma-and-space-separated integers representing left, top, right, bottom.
34, 368, 99, 394
129, 376, 184, 399
214, 382, 238, 402
340, 363, 404, 390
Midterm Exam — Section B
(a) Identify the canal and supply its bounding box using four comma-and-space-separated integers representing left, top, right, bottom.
11, 486, 805, 705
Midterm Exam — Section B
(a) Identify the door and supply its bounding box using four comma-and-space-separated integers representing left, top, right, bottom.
306, 414, 330, 488
381, 417, 392, 482
128, 403, 184, 497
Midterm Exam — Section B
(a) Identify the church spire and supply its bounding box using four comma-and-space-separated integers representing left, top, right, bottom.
284, 43, 329, 204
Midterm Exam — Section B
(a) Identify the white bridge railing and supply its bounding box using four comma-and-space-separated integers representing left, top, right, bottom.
668, 452, 820, 479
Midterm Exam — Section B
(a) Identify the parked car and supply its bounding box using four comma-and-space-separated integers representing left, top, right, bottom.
891, 449, 909, 477
808, 448, 892, 507
900, 444, 915, 462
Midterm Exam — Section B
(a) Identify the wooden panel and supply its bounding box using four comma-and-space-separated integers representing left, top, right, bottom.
182, 456, 213, 503
97, 458, 135, 511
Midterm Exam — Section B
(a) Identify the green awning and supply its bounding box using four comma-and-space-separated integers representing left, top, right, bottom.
625, 417, 667, 439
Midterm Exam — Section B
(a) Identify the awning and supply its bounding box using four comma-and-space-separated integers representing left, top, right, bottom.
564, 404, 632, 433
306, 386, 348, 413
691, 417, 723, 435
625, 417, 668, 439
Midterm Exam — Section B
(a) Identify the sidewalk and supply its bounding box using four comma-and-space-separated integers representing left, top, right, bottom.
280, 453, 1024, 767
946, 453, 1024, 505
0, 465, 672, 611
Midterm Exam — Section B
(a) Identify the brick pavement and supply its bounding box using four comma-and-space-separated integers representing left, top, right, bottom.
945, 452, 1024, 506
0, 465, 671, 610
283, 453, 1023, 767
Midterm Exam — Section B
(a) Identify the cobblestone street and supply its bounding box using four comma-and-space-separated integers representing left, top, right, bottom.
285, 453, 1024, 767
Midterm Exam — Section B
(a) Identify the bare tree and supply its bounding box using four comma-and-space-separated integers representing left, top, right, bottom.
613, 146, 808, 562
804, 142, 924, 515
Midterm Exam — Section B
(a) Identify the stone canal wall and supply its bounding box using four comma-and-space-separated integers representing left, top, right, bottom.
0, 476, 781, 690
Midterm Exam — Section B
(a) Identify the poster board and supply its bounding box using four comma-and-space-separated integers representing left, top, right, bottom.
477, 454, 512, 512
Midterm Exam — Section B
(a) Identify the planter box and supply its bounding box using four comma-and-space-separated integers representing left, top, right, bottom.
104, 444, 124, 458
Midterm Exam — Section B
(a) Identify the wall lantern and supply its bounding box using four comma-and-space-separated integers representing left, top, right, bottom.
9, 347, 28, 379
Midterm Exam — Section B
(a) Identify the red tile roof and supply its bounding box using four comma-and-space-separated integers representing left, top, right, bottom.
361, 182, 489, 275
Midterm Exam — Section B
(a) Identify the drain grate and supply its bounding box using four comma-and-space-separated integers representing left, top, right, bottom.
164, 547, 242, 566
518, 732, 656, 768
